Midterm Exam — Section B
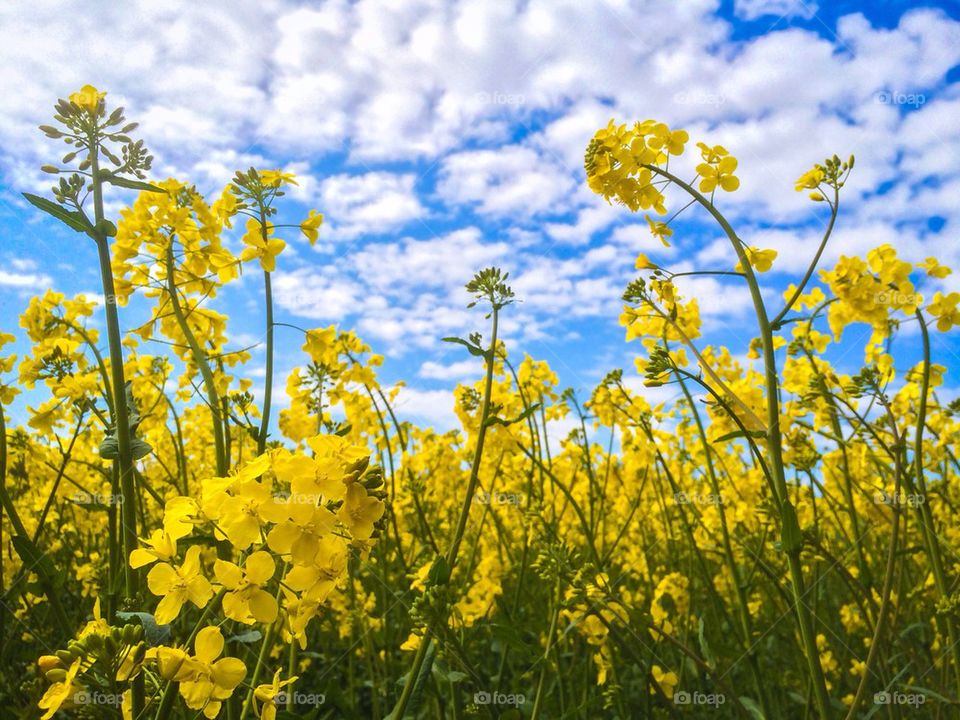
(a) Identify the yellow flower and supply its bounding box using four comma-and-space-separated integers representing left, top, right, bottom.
207, 477, 286, 549
240, 218, 285, 272
130, 529, 178, 569
646, 123, 689, 156
177, 627, 247, 719
283, 535, 348, 602
301, 325, 338, 366
651, 665, 679, 696
259, 169, 298, 187
920, 257, 951, 279
215, 551, 278, 624
794, 166, 824, 191
300, 209, 324, 246
146, 545, 214, 624
735, 246, 778, 273
253, 669, 299, 720
267, 500, 336, 565
164, 496, 202, 541
635, 253, 656, 270
928, 291, 960, 332
696, 154, 740, 193
69, 84, 106, 113
400, 633, 422, 651
645, 214, 673, 247
337, 483, 385, 540
38, 658, 82, 719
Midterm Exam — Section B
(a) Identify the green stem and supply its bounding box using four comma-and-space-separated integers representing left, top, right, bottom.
390, 305, 501, 720
645, 163, 833, 718
257, 267, 274, 453
164, 243, 228, 476
909, 311, 960, 691
90, 145, 145, 717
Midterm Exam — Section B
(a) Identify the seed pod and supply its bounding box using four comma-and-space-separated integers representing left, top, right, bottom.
45, 669, 67, 683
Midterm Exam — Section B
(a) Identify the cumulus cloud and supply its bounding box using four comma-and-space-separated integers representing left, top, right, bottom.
1, 0, 959, 405
734, 0, 819, 21
319, 172, 426, 239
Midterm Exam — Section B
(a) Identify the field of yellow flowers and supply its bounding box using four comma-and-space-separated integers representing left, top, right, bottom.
1, 86, 959, 720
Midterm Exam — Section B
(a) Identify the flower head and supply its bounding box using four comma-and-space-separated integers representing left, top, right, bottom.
146, 545, 213, 624
215, 551, 278, 624
69, 84, 106, 113
300, 209, 324, 246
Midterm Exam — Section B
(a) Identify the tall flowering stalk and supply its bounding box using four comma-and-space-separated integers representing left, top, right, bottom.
26, 85, 165, 715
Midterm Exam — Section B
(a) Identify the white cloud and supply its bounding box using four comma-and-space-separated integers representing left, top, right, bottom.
438, 146, 575, 218
319, 172, 425, 239
391, 386, 458, 428
734, 0, 819, 21
418, 358, 483, 381
0, 269, 52, 288
2, 0, 960, 401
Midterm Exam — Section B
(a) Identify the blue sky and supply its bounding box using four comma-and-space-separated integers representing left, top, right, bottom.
1, 0, 959, 432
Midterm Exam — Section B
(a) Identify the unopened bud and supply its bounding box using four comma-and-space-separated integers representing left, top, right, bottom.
39, 655, 63, 672
45, 668, 67, 683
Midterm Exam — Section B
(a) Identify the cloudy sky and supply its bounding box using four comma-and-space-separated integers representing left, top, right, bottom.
1, 0, 958, 429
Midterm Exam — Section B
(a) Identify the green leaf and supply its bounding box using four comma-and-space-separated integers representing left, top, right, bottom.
101, 173, 166, 193
130, 437, 153, 460
697, 617, 716, 670
98, 435, 119, 460
227, 630, 262, 644
11, 535, 59, 587
116, 611, 171, 646
738, 696, 766, 720
22, 192, 91, 234
96, 219, 118, 237
427, 555, 450, 586
442, 336, 488, 359
713, 429, 767, 443
903, 684, 947, 704
485, 403, 541, 429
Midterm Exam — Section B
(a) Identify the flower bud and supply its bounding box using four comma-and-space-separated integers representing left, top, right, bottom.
41, 165, 60, 174
122, 624, 138, 644
67, 642, 85, 656
45, 669, 67, 683
38, 655, 63, 672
